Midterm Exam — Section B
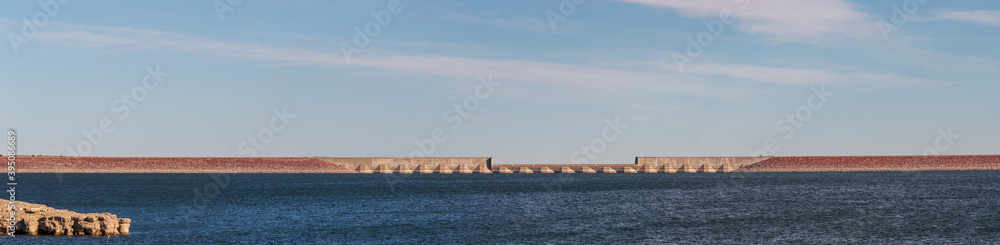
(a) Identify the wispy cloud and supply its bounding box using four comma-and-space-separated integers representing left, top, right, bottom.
930, 10, 1000, 26
615, 0, 876, 43
35, 24, 349, 66
451, 14, 551, 33
29, 22, 747, 100
680, 63, 953, 88
25, 22, 949, 103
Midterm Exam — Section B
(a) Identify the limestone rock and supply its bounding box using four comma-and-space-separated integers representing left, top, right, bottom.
1, 201, 131, 236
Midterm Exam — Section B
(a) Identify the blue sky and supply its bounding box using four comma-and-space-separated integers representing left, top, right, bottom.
2, 0, 998, 163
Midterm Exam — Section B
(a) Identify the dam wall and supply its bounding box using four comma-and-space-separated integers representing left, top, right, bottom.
635, 157, 772, 173
315, 157, 771, 173
488, 157, 770, 174
489, 164, 640, 173
315, 157, 493, 173
17, 155, 998, 173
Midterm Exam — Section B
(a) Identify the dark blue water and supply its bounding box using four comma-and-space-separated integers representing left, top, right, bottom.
3, 172, 1000, 244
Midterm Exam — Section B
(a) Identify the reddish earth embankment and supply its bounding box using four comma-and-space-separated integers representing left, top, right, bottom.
742, 155, 1000, 172
15, 156, 351, 173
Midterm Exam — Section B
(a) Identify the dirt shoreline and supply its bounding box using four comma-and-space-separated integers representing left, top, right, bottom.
18, 169, 359, 173
11, 156, 353, 173
739, 166, 1000, 172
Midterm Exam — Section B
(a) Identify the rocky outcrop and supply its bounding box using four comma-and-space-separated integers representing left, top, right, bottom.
1, 201, 130, 236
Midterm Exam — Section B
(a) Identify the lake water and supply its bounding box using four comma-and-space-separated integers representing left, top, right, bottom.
3, 172, 1000, 244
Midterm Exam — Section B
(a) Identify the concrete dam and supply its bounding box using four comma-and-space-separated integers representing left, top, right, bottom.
14, 155, 998, 173
316, 157, 772, 173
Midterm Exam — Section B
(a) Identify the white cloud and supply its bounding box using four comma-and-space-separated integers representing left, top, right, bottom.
931, 10, 1000, 26
615, 0, 876, 43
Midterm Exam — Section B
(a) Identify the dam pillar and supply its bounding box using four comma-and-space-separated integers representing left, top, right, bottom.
435, 164, 453, 174
375, 164, 394, 174
581, 166, 597, 173
717, 163, 735, 173
601, 166, 617, 173
539, 167, 555, 173
457, 164, 473, 173
475, 164, 492, 173
639, 164, 657, 173
357, 164, 373, 174
560, 166, 576, 173
623, 167, 637, 173
678, 163, 696, 173
498, 167, 513, 173
416, 164, 434, 173
396, 164, 413, 174
660, 164, 676, 173
697, 163, 716, 173
518, 167, 534, 173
